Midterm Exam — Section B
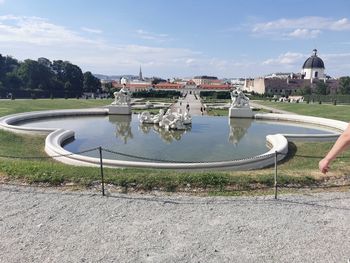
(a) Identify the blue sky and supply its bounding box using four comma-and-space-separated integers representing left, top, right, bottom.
0, 0, 350, 78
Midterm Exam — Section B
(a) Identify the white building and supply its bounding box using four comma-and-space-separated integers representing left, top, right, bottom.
301, 49, 326, 82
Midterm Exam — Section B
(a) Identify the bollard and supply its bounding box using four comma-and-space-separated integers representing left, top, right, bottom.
274, 151, 278, 199
99, 147, 105, 196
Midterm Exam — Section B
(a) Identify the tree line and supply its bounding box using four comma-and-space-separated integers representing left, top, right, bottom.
0, 54, 101, 98
294, 77, 350, 96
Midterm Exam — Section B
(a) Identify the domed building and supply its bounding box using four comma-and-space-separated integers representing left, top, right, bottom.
244, 48, 340, 95
301, 49, 326, 81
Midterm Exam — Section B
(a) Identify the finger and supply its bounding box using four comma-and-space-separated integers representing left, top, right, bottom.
322, 166, 329, 174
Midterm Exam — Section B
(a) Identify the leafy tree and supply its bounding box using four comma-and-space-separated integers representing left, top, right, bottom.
295, 85, 311, 95
64, 81, 72, 97
3, 71, 23, 97
52, 60, 83, 97
0, 54, 92, 98
64, 63, 83, 97
339, 76, 350, 94
151, 77, 166, 85
0, 54, 19, 80
37, 57, 52, 68
102, 81, 114, 97
16, 59, 54, 97
83, 71, 101, 93
315, 81, 329, 95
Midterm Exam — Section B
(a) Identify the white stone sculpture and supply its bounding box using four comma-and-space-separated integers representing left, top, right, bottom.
112, 84, 131, 105
229, 88, 253, 118
140, 108, 191, 130
231, 88, 250, 108
138, 109, 165, 124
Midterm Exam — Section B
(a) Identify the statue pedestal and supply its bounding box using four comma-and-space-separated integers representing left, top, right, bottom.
108, 104, 131, 115
229, 107, 254, 118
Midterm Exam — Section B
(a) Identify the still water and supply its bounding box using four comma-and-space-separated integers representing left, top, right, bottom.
18, 115, 334, 162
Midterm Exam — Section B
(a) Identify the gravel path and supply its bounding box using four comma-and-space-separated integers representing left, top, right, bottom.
0, 184, 349, 263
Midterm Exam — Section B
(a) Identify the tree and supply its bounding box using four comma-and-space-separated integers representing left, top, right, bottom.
64, 63, 83, 97
339, 76, 350, 94
295, 85, 311, 95
315, 81, 329, 95
3, 71, 22, 97
16, 59, 54, 97
37, 57, 52, 68
0, 54, 19, 80
151, 77, 166, 85
83, 71, 101, 93
52, 60, 83, 97
64, 81, 72, 98
0, 54, 20, 96
0, 54, 88, 98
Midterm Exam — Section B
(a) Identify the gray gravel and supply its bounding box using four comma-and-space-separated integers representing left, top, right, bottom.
0, 184, 349, 263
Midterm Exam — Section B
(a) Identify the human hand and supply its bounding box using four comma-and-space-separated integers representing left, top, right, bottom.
319, 158, 330, 174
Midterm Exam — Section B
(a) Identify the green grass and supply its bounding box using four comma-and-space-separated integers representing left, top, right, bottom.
207, 107, 267, 116
253, 100, 350, 122
0, 98, 113, 116
207, 108, 228, 116
0, 98, 349, 195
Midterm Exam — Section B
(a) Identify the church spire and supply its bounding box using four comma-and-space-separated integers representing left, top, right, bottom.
139, 65, 143, 81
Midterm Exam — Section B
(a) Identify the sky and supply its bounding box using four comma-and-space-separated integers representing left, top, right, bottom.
0, 0, 350, 79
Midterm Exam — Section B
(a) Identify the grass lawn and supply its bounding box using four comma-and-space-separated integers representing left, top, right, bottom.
0, 98, 114, 116
253, 100, 350, 122
0, 98, 349, 195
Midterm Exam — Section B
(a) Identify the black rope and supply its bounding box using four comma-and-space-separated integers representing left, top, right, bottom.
1, 146, 345, 162
102, 148, 188, 163
0, 147, 99, 160
101, 147, 276, 163
277, 152, 349, 159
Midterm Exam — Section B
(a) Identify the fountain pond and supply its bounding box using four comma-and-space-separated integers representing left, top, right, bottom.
17, 114, 338, 163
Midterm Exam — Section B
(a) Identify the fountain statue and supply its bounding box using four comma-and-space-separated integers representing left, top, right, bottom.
138, 109, 165, 124
139, 108, 191, 130
108, 78, 132, 115
112, 85, 131, 105
228, 87, 253, 118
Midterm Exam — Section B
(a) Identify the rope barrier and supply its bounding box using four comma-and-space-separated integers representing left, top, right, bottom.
0, 147, 100, 160
0, 146, 348, 198
101, 147, 276, 163
0, 145, 347, 162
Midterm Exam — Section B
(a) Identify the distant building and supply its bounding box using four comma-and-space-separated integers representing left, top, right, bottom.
265, 73, 294, 79
139, 65, 143, 81
244, 49, 339, 95
301, 49, 326, 82
199, 84, 231, 90
192, 76, 219, 86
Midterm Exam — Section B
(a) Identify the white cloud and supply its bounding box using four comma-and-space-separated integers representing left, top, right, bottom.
136, 29, 170, 42
261, 51, 350, 78
252, 16, 350, 39
2, 15, 349, 77
0, 15, 101, 46
0, 15, 212, 76
288, 29, 321, 39
81, 27, 102, 34
263, 52, 304, 66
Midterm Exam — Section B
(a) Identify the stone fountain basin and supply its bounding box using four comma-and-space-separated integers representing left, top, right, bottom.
0, 109, 346, 170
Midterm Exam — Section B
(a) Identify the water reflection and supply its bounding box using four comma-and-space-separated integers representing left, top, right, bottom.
228, 118, 253, 146
108, 115, 133, 144
139, 123, 189, 143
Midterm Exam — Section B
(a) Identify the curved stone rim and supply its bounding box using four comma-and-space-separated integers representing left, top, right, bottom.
0, 108, 345, 170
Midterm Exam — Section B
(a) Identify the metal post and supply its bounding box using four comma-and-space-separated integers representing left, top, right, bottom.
274, 151, 278, 199
99, 146, 105, 196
